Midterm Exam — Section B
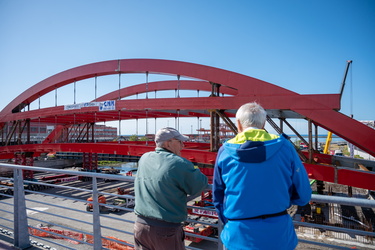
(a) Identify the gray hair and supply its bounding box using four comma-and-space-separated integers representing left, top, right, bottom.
236, 102, 267, 129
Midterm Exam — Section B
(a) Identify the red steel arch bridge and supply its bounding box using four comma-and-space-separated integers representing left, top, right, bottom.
0, 59, 374, 190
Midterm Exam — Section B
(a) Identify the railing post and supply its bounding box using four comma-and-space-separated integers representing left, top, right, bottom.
13, 168, 31, 249
92, 177, 102, 250
217, 219, 224, 250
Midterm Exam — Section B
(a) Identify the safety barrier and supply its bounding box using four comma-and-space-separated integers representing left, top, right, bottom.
0, 162, 374, 250
0, 163, 221, 250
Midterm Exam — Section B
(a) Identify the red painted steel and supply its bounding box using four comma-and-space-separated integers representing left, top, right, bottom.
1, 142, 373, 190
94, 80, 238, 102
304, 163, 375, 191
0, 59, 374, 190
0, 142, 217, 164
304, 163, 335, 183
1, 60, 370, 150
338, 168, 375, 190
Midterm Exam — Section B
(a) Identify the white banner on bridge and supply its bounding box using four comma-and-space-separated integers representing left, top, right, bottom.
64, 100, 116, 111
99, 100, 116, 111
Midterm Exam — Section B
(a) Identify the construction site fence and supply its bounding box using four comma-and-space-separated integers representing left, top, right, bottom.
0, 163, 374, 250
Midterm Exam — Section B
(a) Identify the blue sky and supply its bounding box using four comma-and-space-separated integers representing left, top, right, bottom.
0, 0, 374, 135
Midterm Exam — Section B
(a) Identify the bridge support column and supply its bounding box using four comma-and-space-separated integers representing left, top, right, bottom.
210, 110, 220, 152
91, 122, 95, 142
209, 83, 221, 152
26, 119, 31, 144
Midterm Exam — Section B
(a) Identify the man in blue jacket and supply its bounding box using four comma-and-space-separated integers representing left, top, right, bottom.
134, 127, 208, 250
213, 102, 311, 250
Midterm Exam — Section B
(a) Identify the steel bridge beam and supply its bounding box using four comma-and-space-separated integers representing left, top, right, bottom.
0, 59, 374, 191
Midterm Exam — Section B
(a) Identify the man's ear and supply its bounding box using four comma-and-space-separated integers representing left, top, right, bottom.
236, 120, 243, 133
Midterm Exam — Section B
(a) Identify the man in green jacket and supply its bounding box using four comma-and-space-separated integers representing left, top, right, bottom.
134, 127, 208, 250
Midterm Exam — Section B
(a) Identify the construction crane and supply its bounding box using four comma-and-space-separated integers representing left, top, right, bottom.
339, 60, 353, 103
324, 60, 352, 155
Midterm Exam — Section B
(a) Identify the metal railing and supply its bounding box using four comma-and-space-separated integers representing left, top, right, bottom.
0, 163, 374, 250
0, 163, 220, 250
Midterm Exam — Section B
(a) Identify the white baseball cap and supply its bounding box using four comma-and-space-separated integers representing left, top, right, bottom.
154, 127, 189, 143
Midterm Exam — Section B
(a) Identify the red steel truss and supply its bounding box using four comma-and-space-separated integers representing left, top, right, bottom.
0, 59, 374, 190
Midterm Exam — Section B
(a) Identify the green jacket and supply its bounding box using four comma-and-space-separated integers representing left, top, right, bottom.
134, 147, 208, 223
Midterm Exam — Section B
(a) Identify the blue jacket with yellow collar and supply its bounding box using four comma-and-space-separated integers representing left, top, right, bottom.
213, 129, 311, 249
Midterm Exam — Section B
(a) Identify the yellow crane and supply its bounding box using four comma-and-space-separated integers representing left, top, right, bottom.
323, 131, 332, 154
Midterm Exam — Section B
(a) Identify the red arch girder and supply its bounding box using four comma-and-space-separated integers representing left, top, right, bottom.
0, 58, 374, 157
0, 80, 233, 124
0, 58, 341, 122
1, 59, 297, 115
94, 80, 238, 102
